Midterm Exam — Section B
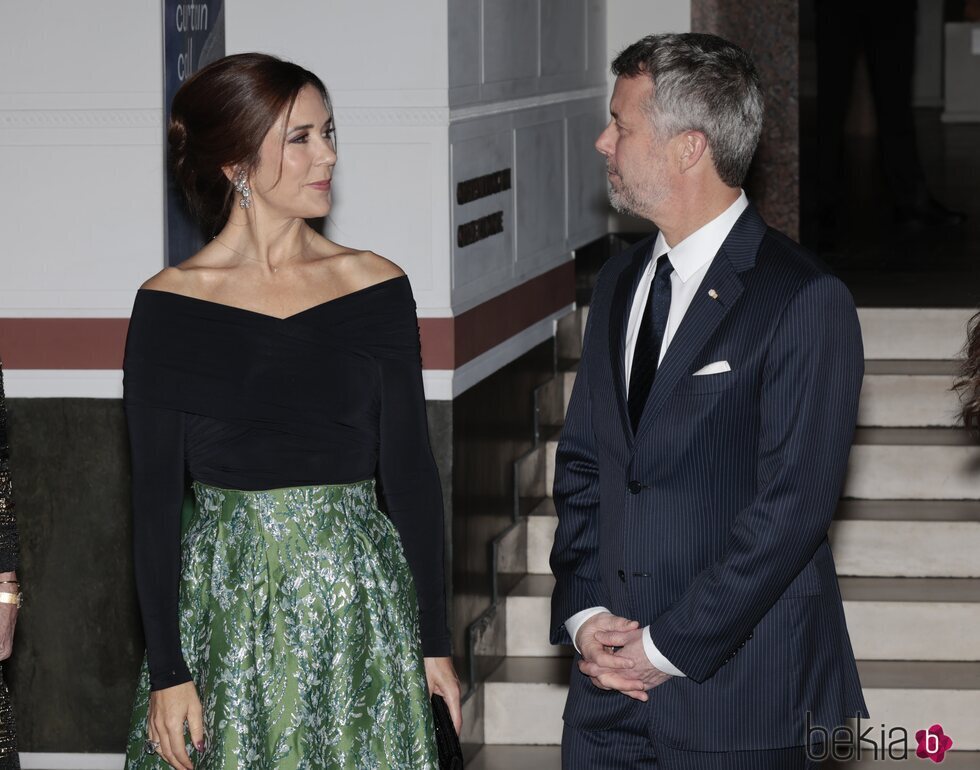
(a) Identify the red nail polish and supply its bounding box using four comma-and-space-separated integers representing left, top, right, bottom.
196, 741, 206, 752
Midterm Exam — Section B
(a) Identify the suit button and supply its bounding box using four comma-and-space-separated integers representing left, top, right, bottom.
617, 569, 626, 582
627, 480, 642, 494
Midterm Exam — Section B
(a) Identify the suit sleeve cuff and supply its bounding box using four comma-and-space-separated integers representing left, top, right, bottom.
565, 606, 611, 653
642, 626, 686, 677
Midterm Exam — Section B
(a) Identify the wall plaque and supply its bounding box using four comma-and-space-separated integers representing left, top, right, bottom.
456, 168, 512, 205
457, 211, 504, 247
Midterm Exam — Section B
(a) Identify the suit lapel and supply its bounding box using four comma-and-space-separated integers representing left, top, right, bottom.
607, 236, 656, 445
632, 204, 767, 443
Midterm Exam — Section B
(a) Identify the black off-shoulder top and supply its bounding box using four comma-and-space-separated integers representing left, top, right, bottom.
123, 275, 449, 690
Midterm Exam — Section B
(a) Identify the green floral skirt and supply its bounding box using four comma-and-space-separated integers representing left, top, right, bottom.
125, 480, 437, 769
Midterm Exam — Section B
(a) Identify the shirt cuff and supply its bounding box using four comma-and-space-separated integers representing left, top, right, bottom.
642, 626, 686, 677
565, 606, 612, 653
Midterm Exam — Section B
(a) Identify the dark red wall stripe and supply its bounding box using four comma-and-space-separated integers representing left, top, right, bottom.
0, 318, 130, 370
453, 261, 574, 365
0, 262, 574, 372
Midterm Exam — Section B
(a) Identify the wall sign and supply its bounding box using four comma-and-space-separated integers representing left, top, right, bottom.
456, 168, 512, 205
163, 0, 225, 266
457, 211, 504, 248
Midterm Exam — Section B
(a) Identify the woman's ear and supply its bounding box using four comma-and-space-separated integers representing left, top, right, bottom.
221, 165, 239, 184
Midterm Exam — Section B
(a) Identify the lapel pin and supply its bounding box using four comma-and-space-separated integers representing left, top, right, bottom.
708, 289, 719, 300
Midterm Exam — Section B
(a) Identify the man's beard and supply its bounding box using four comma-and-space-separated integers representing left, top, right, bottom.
606, 165, 665, 219
607, 177, 646, 218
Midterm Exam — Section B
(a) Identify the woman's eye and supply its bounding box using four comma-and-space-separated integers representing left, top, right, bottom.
290, 134, 309, 144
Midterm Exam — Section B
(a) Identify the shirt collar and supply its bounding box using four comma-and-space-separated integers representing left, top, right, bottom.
651, 190, 749, 283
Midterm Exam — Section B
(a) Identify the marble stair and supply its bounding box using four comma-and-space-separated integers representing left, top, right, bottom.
467, 304, 980, 766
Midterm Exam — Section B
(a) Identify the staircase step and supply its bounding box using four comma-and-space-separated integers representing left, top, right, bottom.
543, 428, 980, 500
857, 308, 973, 360
838, 577, 980, 660
527, 509, 559, 575
859, 360, 960, 427
505, 574, 980, 661
526, 500, 980, 577
556, 306, 585, 360
831, 501, 980, 577
505, 574, 571, 658
468, 745, 980, 768
845, 428, 980, 499
469, 744, 980, 769
484, 657, 980, 749
859, 661, 980, 751
545, 440, 558, 496
835, 500, 980, 521
483, 656, 570, 745
468, 745, 561, 770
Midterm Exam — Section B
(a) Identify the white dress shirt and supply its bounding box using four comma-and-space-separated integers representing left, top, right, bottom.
565, 190, 749, 678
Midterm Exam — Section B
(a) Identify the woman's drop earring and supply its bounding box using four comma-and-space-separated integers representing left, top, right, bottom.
234, 168, 252, 209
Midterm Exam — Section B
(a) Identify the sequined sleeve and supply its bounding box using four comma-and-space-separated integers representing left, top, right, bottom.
0, 359, 20, 573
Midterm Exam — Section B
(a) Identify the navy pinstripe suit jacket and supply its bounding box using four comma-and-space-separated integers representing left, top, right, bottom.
550, 205, 869, 751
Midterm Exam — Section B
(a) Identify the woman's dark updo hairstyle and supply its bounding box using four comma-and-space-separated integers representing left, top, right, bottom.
168, 52, 331, 232
956, 311, 980, 437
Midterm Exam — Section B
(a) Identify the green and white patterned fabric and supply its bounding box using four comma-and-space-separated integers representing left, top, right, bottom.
125, 479, 437, 769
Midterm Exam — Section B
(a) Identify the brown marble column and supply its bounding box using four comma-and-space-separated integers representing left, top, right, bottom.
692, 0, 799, 238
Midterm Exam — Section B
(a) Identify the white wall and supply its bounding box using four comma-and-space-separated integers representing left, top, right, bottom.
0, 2, 164, 318
607, 0, 691, 70
448, 0, 609, 313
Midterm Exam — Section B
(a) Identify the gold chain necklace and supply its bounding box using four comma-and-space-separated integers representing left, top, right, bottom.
211, 231, 314, 274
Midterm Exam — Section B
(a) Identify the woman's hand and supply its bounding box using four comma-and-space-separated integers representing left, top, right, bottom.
423, 656, 462, 735
147, 681, 205, 770
0, 605, 16, 661
0, 571, 18, 661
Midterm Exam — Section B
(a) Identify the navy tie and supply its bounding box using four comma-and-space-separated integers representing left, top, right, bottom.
628, 254, 673, 433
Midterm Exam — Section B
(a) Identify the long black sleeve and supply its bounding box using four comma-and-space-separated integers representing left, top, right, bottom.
376, 312, 451, 657
125, 400, 192, 690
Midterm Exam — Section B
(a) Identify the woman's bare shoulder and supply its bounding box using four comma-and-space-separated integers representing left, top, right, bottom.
139, 246, 226, 294
312, 242, 406, 291
353, 250, 406, 283
140, 266, 187, 293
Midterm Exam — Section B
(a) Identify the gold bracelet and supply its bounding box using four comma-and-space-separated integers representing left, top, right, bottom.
0, 592, 22, 608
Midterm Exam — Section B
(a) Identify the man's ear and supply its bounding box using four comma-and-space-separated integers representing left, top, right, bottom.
677, 131, 708, 174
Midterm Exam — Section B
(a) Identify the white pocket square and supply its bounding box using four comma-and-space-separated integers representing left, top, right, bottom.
693, 360, 731, 376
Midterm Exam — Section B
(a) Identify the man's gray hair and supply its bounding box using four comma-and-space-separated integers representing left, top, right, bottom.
612, 33, 764, 188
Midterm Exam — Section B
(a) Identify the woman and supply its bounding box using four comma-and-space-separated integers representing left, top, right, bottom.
958, 312, 980, 434
123, 53, 459, 769
0, 357, 21, 770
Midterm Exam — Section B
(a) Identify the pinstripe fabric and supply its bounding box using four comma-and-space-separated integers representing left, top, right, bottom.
550, 205, 868, 754
562, 710, 821, 769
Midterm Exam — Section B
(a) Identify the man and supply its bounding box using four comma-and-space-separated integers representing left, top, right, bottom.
550, 33, 868, 769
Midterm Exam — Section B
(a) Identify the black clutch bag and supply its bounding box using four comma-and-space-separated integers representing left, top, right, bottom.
431, 693, 463, 769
